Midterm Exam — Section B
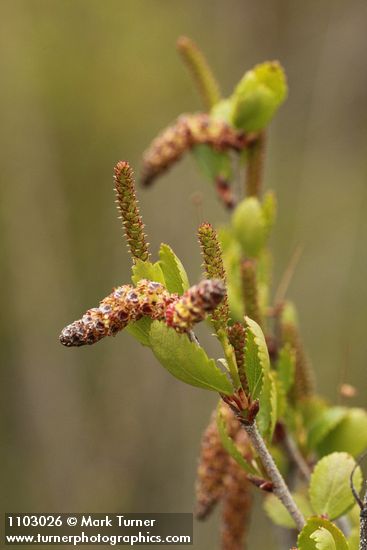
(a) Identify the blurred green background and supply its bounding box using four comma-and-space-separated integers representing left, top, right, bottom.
1, 1, 367, 548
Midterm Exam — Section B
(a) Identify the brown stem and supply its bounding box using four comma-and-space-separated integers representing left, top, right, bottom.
243, 421, 305, 531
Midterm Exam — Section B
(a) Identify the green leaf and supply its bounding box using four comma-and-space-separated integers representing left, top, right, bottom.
264, 492, 314, 529
191, 144, 233, 182
126, 317, 152, 347
317, 408, 367, 458
230, 61, 288, 132
149, 321, 234, 394
308, 407, 347, 450
158, 243, 189, 295
216, 405, 258, 475
310, 527, 337, 550
309, 452, 362, 520
245, 317, 273, 438
298, 517, 349, 550
244, 322, 264, 400
347, 528, 359, 550
131, 259, 165, 286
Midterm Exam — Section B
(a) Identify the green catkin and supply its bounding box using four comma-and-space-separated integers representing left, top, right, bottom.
177, 35, 221, 110
114, 160, 150, 262
241, 258, 263, 327
198, 223, 229, 328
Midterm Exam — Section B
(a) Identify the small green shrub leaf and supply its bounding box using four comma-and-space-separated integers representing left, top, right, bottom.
191, 144, 233, 182
264, 492, 313, 529
126, 317, 152, 347
317, 408, 367, 458
309, 452, 362, 520
216, 405, 258, 475
131, 259, 165, 285
158, 243, 189, 294
149, 321, 233, 394
308, 407, 347, 450
298, 517, 348, 550
244, 317, 274, 437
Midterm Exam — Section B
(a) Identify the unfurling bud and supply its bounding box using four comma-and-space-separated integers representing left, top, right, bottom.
165, 279, 225, 332
195, 403, 241, 520
60, 280, 174, 347
198, 223, 229, 327
221, 431, 253, 550
114, 161, 150, 262
230, 61, 288, 132
141, 113, 246, 187
232, 197, 268, 258
177, 36, 221, 110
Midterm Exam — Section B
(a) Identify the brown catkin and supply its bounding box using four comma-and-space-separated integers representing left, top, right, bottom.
227, 323, 248, 392
165, 279, 225, 332
282, 322, 315, 399
195, 403, 242, 520
59, 280, 174, 347
60, 279, 225, 346
141, 113, 246, 187
221, 430, 253, 550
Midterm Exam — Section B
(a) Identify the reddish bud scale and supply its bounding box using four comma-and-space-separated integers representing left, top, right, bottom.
165, 279, 225, 332
59, 280, 174, 347
141, 113, 246, 187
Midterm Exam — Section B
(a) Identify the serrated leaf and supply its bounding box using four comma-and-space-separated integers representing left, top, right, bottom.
276, 344, 295, 393
298, 517, 348, 550
244, 317, 269, 399
131, 259, 165, 286
264, 492, 314, 529
216, 405, 258, 475
126, 317, 152, 347
308, 407, 347, 450
245, 317, 273, 437
149, 321, 234, 394
317, 408, 367, 458
309, 452, 362, 520
310, 527, 337, 550
158, 243, 189, 295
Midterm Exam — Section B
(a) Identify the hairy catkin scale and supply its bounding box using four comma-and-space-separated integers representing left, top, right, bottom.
282, 322, 315, 399
59, 280, 174, 347
141, 114, 246, 187
166, 279, 225, 332
114, 161, 150, 262
195, 403, 241, 520
198, 223, 229, 328
227, 323, 248, 393
221, 431, 253, 550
